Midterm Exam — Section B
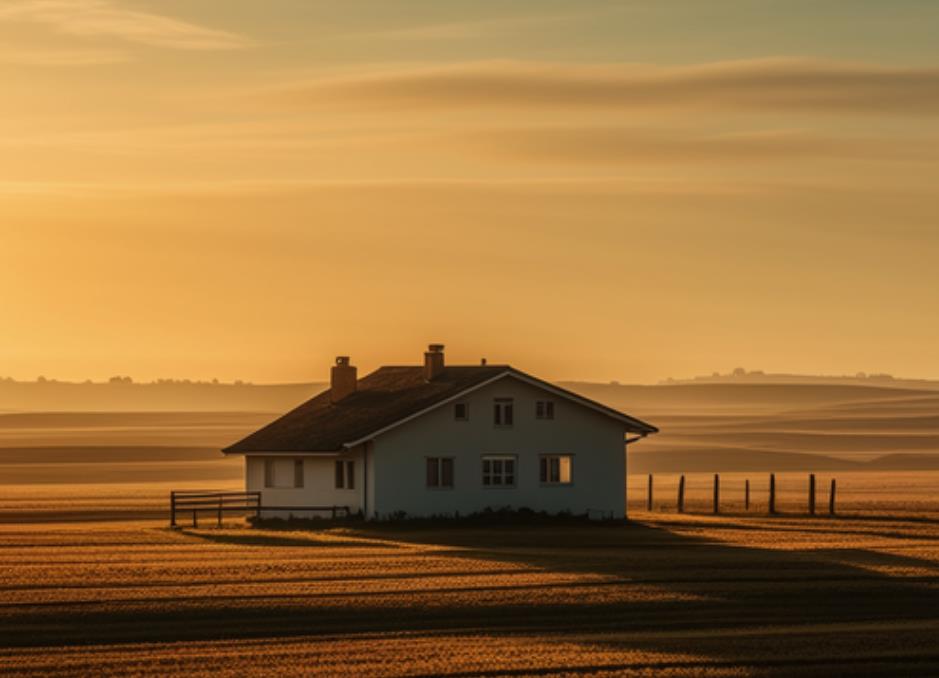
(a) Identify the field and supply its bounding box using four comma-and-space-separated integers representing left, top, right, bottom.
2, 383, 939, 675
3, 512, 939, 676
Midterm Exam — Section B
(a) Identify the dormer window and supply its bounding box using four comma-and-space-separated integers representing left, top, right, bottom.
536, 401, 555, 420
454, 402, 468, 421
493, 398, 514, 427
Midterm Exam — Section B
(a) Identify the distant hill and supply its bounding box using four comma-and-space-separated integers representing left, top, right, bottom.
0, 380, 325, 413
1, 375, 938, 475
659, 370, 939, 391
629, 450, 939, 474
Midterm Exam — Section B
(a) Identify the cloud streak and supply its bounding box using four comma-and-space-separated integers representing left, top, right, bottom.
279, 59, 939, 115
455, 127, 939, 165
0, 46, 125, 65
0, 0, 250, 50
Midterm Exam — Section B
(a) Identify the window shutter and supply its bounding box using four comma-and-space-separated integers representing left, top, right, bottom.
539, 457, 547, 483
536, 401, 544, 419
546, 402, 554, 419
505, 403, 514, 426
294, 459, 304, 488
264, 459, 274, 488
493, 403, 501, 426
346, 461, 355, 490
441, 458, 453, 488
335, 460, 344, 489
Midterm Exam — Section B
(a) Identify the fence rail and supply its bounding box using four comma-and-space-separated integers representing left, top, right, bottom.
638, 473, 838, 516
169, 490, 351, 528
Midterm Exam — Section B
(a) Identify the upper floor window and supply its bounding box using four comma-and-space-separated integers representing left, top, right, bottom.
536, 401, 555, 420
335, 460, 355, 489
482, 455, 516, 487
454, 402, 469, 421
265, 458, 304, 489
540, 455, 572, 485
493, 398, 514, 427
426, 457, 454, 489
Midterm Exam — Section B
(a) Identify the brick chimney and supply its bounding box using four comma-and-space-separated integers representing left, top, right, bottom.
424, 344, 445, 381
330, 356, 357, 403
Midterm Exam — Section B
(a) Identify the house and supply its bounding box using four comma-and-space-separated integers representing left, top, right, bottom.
223, 345, 657, 519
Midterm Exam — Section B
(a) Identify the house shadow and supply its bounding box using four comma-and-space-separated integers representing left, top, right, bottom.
178, 529, 397, 549
5, 518, 939, 674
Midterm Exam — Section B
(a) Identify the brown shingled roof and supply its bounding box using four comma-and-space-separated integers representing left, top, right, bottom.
223, 365, 656, 454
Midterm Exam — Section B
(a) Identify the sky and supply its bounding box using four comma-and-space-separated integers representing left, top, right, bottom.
2, 0, 939, 384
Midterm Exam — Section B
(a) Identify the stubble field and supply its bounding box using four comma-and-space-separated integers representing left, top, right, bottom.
3, 510, 939, 676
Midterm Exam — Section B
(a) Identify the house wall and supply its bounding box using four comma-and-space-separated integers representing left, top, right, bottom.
244, 445, 366, 519
371, 376, 627, 519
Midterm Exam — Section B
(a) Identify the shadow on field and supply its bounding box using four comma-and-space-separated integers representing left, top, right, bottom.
179, 530, 395, 549
5, 518, 939, 675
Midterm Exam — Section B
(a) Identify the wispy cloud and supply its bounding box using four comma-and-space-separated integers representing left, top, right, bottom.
455, 127, 939, 164
0, 0, 251, 50
276, 59, 939, 115
0, 46, 126, 65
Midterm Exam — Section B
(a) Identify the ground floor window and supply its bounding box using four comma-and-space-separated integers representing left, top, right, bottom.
540, 455, 572, 485
482, 455, 516, 487
426, 457, 454, 488
265, 458, 304, 488
335, 460, 355, 489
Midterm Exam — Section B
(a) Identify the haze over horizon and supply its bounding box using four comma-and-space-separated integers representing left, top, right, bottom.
4, 1, 939, 384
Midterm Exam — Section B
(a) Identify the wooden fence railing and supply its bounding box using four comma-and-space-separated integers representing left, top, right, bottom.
644, 473, 838, 516
169, 490, 351, 528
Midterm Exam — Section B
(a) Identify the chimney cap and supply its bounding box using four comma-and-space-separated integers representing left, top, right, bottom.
336, 356, 350, 366
427, 344, 445, 353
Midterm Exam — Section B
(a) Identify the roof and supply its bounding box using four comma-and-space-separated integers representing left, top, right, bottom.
223, 365, 657, 454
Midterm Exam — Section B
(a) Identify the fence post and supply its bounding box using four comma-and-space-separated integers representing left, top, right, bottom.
217, 497, 223, 528
647, 474, 653, 511
170, 491, 176, 528
745, 479, 750, 511
809, 474, 816, 515
829, 479, 837, 515
677, 475, 685, 514
713, 474, 720, 514
192, 509, 198, 528
769, 473, 776, 515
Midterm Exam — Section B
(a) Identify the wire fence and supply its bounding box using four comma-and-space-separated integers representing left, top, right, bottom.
627, 471, 939, 516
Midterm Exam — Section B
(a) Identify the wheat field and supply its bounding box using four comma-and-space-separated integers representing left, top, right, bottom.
3, 509, 939, 676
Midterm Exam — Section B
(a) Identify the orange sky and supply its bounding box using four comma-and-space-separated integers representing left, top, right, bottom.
2, 1, 939, 384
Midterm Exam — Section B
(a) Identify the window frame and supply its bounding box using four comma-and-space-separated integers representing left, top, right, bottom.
535, 400, 555, 420
493, 398, 514, 428
265, 457, 304, 489
539, 454, 573, 486
426, 456, 455, 490
481, 454, 517, 488
334, 459, 355, 490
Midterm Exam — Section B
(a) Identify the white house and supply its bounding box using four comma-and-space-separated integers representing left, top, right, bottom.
223, 345, 657, 520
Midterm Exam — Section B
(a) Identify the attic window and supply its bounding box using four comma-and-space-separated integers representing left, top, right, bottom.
454, 402, 468, 421
493, 398, 514, 427
536, 401, 555, 420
